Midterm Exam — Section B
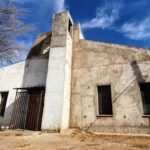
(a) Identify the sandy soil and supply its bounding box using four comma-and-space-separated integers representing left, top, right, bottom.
0, 129, 150, 150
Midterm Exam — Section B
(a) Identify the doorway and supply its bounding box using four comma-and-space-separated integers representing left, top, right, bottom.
10, 87, 45, 131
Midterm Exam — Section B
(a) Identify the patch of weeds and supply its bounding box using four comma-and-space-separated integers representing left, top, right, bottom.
15, 133, 23, 136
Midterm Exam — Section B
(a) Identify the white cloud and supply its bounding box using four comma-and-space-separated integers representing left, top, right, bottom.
81, 1, 122, 29
42, 0, 66, 13
54, 0, 65, 13
119, 17, 150, 40
10, 0, 66, 13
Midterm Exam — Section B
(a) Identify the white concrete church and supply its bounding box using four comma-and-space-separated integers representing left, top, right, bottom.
0, 12, 150, 133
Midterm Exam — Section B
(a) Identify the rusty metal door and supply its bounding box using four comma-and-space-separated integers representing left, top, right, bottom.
25, 90, 45, 131
10, 89, 45, 131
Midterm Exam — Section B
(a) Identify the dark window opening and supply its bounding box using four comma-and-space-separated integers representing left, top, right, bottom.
97, 85, 113, 115
68, 19, 72, 35
139, 83, 150, 115
0, 92, 9, 116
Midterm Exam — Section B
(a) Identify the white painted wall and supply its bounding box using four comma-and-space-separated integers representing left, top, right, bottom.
41, 12, 73, 131
0, 57, 49, 127
0, 62, 25, 126
42, 47, 66, 130
42, 35, 72, 131
61, 33, 72, 130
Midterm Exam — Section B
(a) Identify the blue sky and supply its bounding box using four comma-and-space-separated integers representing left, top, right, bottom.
10, 0, 150, 59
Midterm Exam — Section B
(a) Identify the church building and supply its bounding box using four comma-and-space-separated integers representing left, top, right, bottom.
0, 11, 150, 133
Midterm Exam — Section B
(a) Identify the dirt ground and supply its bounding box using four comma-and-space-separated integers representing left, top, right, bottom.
0, 129, 150, 150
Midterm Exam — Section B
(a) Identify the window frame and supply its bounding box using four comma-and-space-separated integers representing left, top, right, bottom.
139, 82, 150, 116
96, 84, 113, 117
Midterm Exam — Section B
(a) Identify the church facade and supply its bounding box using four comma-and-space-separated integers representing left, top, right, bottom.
0, 11, 150, 133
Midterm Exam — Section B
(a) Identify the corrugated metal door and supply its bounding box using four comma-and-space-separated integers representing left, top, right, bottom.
25, 90, 45, 131
10, 89, 45, 131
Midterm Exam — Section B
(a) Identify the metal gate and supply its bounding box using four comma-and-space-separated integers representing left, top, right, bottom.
9, 88, 45, 131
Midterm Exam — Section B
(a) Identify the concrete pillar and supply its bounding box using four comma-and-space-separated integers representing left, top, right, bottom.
41, 12, 73, 131
72, 24, 84, 42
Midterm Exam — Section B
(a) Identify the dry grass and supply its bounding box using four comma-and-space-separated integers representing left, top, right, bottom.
62, 129, 150, 149
15, 133, 23, 136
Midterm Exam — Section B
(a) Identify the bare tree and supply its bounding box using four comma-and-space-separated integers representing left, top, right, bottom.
0, 0, 32, 66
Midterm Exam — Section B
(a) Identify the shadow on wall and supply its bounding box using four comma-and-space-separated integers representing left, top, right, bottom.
21, 33, 50, 88
130, 60, 145, 82
1, 99, 29, 129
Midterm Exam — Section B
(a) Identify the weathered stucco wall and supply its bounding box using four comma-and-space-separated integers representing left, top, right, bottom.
22, 57, 48, 88
70, 35, 150, 133
0, 62, 25, 126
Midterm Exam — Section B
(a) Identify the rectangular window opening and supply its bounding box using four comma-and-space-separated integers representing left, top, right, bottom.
0, 92, 9, 116
139, 83, 150, 115
97, 85, 113, 115
68, 19, 72, 36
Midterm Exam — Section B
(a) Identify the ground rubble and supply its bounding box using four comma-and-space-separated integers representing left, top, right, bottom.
0, 129, 150, 150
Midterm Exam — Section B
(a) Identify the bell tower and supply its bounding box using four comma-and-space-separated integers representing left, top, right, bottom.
41, 11, 73, 131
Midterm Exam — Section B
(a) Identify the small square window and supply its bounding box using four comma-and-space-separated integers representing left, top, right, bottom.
0, 92, 9, 116
97, 85, 113, 115
139, 83, 150, 115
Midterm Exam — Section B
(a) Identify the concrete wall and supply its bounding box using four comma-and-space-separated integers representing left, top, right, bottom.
70, 27, 150, 133
0, 62, 25, 126
42, 12, 73, 131
22, 57, 48, 88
